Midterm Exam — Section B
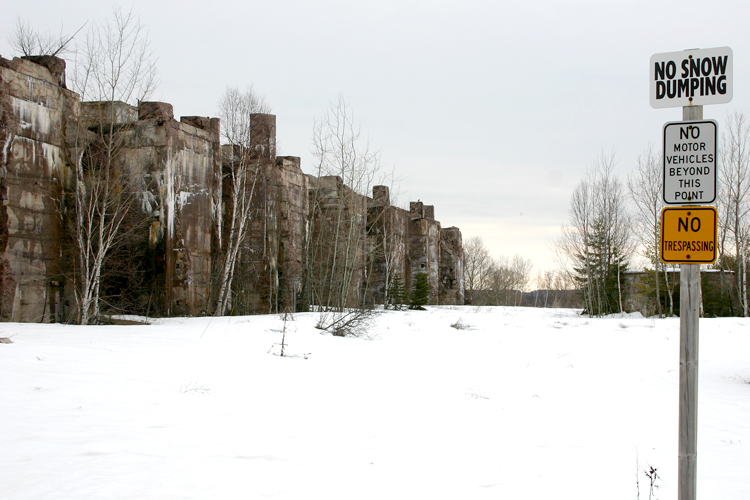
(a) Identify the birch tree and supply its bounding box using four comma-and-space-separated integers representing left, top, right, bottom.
627, 145, 665, 316
482, 254, 532, 306
305, 95, 381, 310
366, 185, 406, 307
718, 111, 750, 316
68, 7, 157, 324
555, 152, 632, 316
534, 268, 578, 308
214, 86, 270, 315
463, 236, 492, 304
378, 205, 405, 307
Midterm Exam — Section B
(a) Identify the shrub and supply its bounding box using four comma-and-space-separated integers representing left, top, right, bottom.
409, 273, 431, 310
387, 272, 408, 310
315, 308, 377, 338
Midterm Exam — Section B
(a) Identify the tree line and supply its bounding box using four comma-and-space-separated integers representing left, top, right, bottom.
552, 112, 750, 317
463, 112, 750, 318
462, 236, 579, 309
15, 11, 749, 320
6, 10, 418, 325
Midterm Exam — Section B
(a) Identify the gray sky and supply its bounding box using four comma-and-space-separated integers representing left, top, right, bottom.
3, 0, 750, 276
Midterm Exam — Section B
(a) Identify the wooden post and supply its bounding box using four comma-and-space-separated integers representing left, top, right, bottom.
678, 104, 702, 500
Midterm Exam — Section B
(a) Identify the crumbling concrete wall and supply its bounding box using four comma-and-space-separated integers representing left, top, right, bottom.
154, 110, 220, 316
306, 174, 370, 308
226, 114, 309, 314
0, 56, 78, 322
360, 191, 466, 307
407, 201, 441, 304
365, 185, 408, 304
439, 226, 464, 305
0, 54, 222, 322
272, 156, 308, 311
0, 56, 465, 321
87, 101, 221, 317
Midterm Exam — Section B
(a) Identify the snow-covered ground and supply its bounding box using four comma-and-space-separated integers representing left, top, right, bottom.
1, 306, 748, 499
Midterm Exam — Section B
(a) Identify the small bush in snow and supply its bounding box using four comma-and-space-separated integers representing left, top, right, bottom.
315, 308, 377, 338
180, 382, 210, 395
450, 317, 471, 330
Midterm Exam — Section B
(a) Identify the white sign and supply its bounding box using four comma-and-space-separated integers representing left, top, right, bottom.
663, 120, 717, 205
650, 47, 733, 108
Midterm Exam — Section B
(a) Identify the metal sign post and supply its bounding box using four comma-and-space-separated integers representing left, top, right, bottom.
652, 46, 732, 500
678, 103, 702, 500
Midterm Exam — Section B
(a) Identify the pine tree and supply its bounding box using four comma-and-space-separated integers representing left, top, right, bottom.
556, 152, 632, 318
409, 273, 431, 310
387, 272, 407, 310
573, 214, 628, 316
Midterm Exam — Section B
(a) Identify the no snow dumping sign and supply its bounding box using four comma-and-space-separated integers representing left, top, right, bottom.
650, 47, 733, 108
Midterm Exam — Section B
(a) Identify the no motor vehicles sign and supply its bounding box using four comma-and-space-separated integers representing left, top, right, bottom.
663, 120, 717, 205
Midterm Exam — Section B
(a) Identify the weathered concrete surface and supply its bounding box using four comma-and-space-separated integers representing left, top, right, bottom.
407, 201, 441, 304
218, 115, 309, 314
271, 156, 308, 312
122, 104, 221, 316
365, 185, 408, 304
0, 56, 79, 322
439, 226, 464, 305
306, 174, 370, 308
0, 54, 223, 321
0, 56, 465, 321
365, 194, 463, 306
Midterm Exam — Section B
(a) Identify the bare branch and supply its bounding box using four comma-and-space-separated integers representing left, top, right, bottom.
7, 17, 82, 57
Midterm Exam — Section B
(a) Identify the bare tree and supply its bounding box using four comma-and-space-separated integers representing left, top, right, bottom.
462, 237, 532, 307
534, 268, 580, 308
510, 254, 533, 303
555, 172, 594, 311
555, 152, 632, 316
66, 7, 157, 324
213, 86, 271, 316
718, 111, 750, 316
71, 7, 157, 104
628, 145, 665, 316
7, 17, 81, 57
483, 254, 532, 306
535, 269, 554, 307
305, 95, 382, 310
365, 184, 406, 307
462, 236, 492, 304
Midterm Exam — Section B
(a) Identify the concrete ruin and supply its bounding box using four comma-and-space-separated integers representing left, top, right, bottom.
623, 268, 740, 317
0, 55, 463, 321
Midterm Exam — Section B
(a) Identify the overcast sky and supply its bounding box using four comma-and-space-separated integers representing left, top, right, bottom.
3, 0, 750, 276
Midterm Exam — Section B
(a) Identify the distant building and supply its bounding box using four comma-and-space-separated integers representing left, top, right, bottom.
623, 269, 739, 317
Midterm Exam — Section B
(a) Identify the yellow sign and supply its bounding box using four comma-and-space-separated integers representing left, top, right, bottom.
660, 206, 717, 264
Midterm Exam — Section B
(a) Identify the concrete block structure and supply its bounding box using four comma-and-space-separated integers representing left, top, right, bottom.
0, 55, 464, 321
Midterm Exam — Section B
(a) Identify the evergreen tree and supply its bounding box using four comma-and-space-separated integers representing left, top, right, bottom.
409, 273, 431, 310
387, 272, 407, 310
557, 153, 632, 318
572, 215, 628, 316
